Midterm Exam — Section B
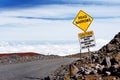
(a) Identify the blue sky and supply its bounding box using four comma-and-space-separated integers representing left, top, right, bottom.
0, 0, 120, 41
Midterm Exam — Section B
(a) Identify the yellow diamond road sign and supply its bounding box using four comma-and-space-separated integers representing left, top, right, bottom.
73, 10, 93, 32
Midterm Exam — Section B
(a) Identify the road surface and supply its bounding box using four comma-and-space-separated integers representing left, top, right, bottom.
0, 58, 78, 80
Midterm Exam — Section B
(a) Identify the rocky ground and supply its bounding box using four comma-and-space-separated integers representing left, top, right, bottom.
49, 32, 120, 80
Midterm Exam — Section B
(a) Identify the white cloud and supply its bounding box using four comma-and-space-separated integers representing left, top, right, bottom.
0, 4, 120, 27
0, 39, 109, 56
0, 4, 120, 19
0, 4, 120, 41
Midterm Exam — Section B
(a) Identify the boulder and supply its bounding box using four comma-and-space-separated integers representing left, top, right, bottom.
69, 64, 79, 77
64, 73, 70, 80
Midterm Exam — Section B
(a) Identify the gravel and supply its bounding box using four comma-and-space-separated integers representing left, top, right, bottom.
0, 58, 78, 80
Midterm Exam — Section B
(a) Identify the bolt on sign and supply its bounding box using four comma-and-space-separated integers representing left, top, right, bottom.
73, 10, 93, 32
78, 31, 95, 49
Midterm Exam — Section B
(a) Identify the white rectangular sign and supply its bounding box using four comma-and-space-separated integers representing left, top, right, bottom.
78, 31, 95, 49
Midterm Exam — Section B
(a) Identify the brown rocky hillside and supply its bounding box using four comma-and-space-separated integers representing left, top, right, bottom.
98, 32, 120, 54
49, 32, 120, 80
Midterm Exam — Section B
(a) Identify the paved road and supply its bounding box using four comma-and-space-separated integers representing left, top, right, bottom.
0, 58, 78, 80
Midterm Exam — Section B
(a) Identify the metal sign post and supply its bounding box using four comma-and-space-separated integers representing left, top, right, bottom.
88, 47, 92, 63
78, 31, 95, 63
78, 38, 82, 59
73, 10, 95, 63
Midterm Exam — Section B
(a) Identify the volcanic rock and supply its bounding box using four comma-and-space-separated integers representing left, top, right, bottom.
50, 32, 120, 80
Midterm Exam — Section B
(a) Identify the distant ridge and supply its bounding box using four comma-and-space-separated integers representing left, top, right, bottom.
65, 52, 89, 58
0, 52, 41, 57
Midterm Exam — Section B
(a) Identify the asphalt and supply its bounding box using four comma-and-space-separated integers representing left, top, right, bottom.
0, 58, 78, 80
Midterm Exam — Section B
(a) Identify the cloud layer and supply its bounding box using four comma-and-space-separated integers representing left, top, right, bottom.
0, 39, 109, 56
0, 0, 120, 41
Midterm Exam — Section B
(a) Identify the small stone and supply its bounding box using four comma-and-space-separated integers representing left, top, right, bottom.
105, 71, 111, 76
